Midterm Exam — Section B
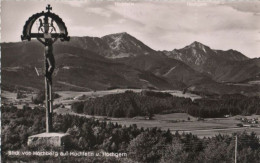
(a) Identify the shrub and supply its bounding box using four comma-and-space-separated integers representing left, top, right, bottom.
16, 91, 27, 99
32, 91, 61, 104
71, 101, 85, 113
32, 91, 45, 104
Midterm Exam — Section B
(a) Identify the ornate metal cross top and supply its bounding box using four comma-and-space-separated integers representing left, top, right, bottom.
21, 4, 69, 41
46, 4, 52, 12
21, 4, 70, 133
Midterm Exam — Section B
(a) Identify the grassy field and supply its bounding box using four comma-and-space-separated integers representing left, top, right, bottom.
2, 89, 200, 107
1, 90, 38, 109
55, 89, 201, 102
3, 89, 259, 138
110, 114, 260, 138
55, 107, 260, 138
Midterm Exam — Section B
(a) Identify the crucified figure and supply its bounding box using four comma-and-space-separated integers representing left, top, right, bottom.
37, 38, 58, 85
45, 44, 55, 84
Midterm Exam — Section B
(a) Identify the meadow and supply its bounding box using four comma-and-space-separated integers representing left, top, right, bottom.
3, 89, 260, 138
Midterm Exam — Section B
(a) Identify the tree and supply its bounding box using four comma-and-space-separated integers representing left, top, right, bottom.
160, 138, 188, 163
17, 90, 26, 99
32, 91, 45, 104
71, 102, 85, 113
127, 130, 167, 162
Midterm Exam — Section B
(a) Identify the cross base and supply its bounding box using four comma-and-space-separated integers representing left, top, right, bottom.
27, 133, 71, 148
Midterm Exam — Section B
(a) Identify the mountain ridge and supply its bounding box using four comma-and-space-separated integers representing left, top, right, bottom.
1, 32, 259, 94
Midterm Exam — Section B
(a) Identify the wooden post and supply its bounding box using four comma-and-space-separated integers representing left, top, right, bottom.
45, 61, 51, 133
22, 4, 70, 135
45, 44, 53, 133
43, 14, 53, 133
49, 78, 53, 129
235, 135, 237, 163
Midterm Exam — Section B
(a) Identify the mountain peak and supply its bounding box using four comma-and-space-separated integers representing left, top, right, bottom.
189, 41, 208, 48
101, 32, 155, 58
191, 41, 201, 45
103, 32, 130, 38
227, 49, 239, 53
118, 32, 129, 35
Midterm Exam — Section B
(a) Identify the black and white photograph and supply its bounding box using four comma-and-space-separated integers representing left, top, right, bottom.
1, 0, 260, 162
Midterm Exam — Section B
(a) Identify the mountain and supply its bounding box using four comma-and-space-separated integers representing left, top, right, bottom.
63, 35, 258, 84
101, 32, 156, 58
1, 41, 173, 91
162, 41, 260, 83
164, 41, 249, 68
117, 54, 260, 95
2, 33, 259, 95
60, 34, 256, 83
163, 41, 215, 68
58, 32, 156, 59
117, 54, 213, 87
215, 49, 249, 61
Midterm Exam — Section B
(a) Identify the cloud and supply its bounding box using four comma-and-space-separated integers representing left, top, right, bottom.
222, 1, 260, 14
117, 19, 126, 24
108, 2, 259, 33
69, 26, 94, 36
105, 1, 259, 57
85, 7, 112, 18
63, 1, 89, 8
1, 1, 259, 58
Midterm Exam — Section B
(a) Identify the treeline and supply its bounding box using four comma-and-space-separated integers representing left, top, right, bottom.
71, 90, 192, 118
71, 91, 260, 118
189, 94, 260, 118
2, 106, 260, 162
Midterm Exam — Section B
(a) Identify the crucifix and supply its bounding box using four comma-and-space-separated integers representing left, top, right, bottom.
21, 4, 70, 133
46, 4, 52, 12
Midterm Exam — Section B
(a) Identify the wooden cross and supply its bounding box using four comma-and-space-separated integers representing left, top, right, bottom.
38, 5, 56, 133
21, 4, 69, 133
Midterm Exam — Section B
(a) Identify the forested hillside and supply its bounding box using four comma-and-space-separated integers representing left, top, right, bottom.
71, 91, 260, 118
2, 106, 260, 162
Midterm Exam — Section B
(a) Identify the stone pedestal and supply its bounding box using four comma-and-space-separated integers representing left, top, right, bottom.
28, 133, 70, 147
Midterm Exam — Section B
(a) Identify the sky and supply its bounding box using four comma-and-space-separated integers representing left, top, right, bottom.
1, 0, 260, 58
